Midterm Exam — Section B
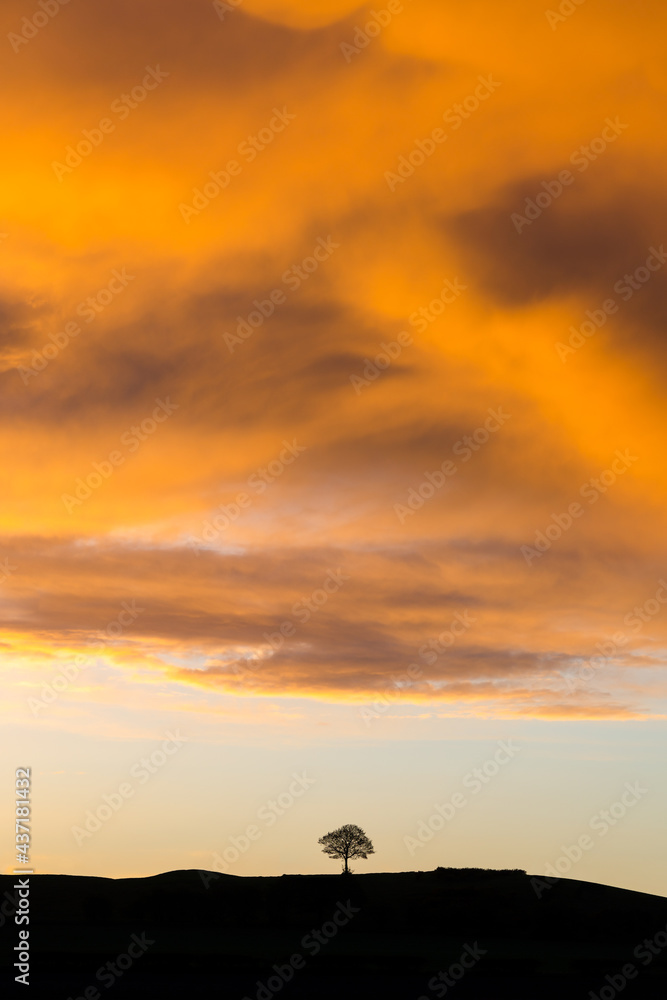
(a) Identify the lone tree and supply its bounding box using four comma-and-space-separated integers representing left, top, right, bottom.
318, 823, 374, 874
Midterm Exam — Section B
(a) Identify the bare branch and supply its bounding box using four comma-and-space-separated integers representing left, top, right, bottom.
318, 823, 375, 873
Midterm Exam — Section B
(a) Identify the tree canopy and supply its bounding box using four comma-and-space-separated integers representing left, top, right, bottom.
318, 823, 375, 874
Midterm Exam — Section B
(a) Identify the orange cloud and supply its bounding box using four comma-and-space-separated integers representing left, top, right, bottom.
2, 0, 666, 727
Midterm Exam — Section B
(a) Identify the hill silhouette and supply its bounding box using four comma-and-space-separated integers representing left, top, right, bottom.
2, 868, 667, 997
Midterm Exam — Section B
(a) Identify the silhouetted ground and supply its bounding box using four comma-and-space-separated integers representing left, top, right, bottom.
2, 868, 667, 998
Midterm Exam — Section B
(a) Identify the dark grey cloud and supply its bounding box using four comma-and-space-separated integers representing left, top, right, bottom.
0, 0, 357, 92
0, 284, 375, 429
446, 172, 667, 368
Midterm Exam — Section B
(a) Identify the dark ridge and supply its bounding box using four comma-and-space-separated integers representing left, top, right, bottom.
2, 868, 666, 998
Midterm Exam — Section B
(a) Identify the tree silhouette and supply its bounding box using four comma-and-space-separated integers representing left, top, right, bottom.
318, 823, 374, 874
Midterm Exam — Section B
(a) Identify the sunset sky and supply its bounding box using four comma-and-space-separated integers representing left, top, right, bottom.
1, 0, 666, 895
